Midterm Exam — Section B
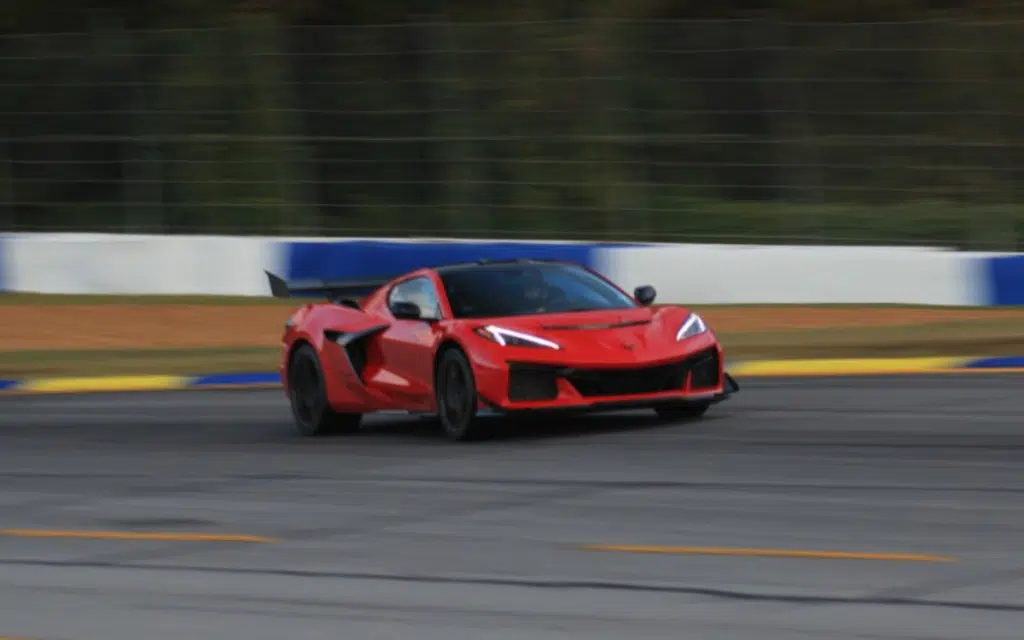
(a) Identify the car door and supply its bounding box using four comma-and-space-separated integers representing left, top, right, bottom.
372, 276, 445, 409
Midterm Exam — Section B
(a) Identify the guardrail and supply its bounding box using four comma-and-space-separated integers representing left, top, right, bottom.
0, 233, 1019, 306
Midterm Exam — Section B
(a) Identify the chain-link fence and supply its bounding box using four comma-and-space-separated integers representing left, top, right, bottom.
1, 16, 1023, 248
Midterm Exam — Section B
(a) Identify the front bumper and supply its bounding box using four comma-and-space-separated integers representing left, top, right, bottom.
476, 345, 739, 414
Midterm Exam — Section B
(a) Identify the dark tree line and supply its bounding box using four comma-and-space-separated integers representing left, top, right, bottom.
2, 1, 1023, 248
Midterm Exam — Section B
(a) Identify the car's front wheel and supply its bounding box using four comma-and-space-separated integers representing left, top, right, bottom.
655, 402, 710, 421
435, 347, 483, 441
287, 344, 362, 437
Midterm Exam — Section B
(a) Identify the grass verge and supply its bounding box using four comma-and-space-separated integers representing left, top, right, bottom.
1, 347, 279, 378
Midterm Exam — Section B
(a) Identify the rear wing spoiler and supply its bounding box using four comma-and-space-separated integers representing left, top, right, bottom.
266, 257, 565, 301
265, 271, 391, 303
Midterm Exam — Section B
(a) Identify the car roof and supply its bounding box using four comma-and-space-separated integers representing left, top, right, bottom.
430, 258, 577, 276
267, 259, 584, 304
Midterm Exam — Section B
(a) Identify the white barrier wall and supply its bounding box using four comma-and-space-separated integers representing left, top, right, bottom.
0, 233, 1005, 305
593, 244, 985, 306
4, 234, 285, 296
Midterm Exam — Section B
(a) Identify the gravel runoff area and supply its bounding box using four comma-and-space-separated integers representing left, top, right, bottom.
4, 300, 1024, 351
2, 298, 1024, 377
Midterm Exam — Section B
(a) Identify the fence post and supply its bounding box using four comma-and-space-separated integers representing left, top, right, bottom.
92, 14, 165, 233
0, 140, 12, 231
424, 10, 480, 236
751, 12, 824, 240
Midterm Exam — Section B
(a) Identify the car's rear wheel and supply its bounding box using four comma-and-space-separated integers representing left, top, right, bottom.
288, 343, 362, 437
435, 347, 483, 441
655, 402, 710, 421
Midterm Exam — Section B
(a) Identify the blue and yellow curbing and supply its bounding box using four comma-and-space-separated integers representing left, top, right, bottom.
0, 372, 282, 395
730, 355, 1024, 377
728, 356, 961, 377
959, 356, 1024, 369
0, 357, 1022, 396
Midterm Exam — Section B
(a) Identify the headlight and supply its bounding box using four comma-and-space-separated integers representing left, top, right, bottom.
475, 325, 561, 350
676, 313, 708, 341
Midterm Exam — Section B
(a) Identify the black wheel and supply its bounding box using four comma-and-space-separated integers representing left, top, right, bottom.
287, 344, 362, 437
655, 402, 710, 421
435, 347, 483, 441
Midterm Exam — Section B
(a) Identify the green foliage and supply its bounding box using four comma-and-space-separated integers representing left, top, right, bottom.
1, 2, 1023, 248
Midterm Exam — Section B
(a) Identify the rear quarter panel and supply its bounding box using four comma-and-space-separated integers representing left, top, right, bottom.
282, 303, 394, 411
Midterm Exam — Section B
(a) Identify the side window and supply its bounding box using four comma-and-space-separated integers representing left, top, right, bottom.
388, 277, 443, 320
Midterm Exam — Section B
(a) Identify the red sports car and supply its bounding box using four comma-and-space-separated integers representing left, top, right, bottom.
266, 259, 738, 441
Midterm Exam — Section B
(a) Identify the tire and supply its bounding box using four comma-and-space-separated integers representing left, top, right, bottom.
287, 343, 362, 437
655, 402, 710, 421
435, 347, 483, 441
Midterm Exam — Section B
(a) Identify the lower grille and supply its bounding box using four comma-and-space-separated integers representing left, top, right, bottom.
565, 347, 721, 398
507, 348, 721, 401
566, 361, 688, 397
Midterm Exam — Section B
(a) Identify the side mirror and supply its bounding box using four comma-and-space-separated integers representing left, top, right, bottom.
634, 285, 656, 306
390, 301, 422, 320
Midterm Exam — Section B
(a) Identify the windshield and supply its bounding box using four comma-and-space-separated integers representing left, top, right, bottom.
439, 264, 638, 319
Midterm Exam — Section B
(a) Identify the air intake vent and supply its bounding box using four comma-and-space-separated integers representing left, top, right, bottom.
508, 363, 559, 401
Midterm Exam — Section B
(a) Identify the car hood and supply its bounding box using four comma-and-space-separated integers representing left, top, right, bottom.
474, 307, 704, 365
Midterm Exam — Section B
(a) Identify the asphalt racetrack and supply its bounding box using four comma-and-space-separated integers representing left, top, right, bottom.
0, 374, 1022, 639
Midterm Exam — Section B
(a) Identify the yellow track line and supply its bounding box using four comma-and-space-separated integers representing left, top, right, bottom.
581, 544, 956, 563
0, 529, 279, 543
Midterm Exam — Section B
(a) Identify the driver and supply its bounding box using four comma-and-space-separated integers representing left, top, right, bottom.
519, 267, 566, 311
521, 267, 548, 305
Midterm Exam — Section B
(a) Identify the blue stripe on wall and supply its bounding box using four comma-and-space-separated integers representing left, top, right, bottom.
283, 240, 605, 283
984, 254, 1024, 306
